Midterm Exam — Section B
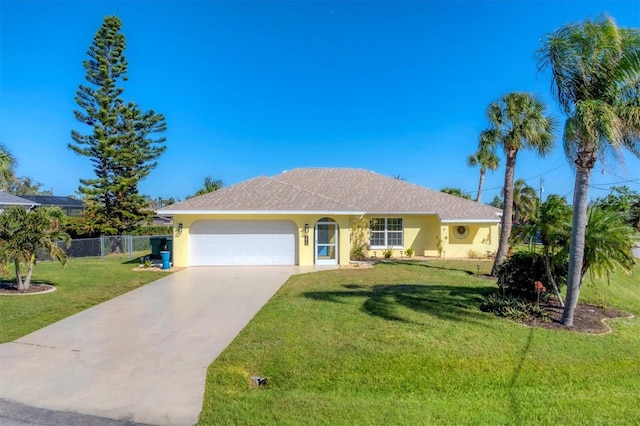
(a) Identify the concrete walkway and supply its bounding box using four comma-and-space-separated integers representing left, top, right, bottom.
0, 266, 332, 425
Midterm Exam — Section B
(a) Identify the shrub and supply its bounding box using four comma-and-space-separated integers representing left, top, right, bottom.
382, 248, 393, 259
467, 249, 482, 259
496, 251, 566, 302
64, 216, 99, 238
404, 247, 414, 257
481, 293, 550, 322
351, 243, 368, 261
350, 217, 370, 261
436, 235, 445, 256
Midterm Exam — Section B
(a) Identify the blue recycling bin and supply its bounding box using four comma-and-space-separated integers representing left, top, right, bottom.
160, 251, 171, 270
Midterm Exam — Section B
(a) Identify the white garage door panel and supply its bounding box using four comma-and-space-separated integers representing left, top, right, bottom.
190, 220, 296, 266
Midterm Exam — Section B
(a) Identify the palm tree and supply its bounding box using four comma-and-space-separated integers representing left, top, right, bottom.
537, 16, 640, 326
440, 187, 471, 200
468, 131, 500, 203
512, 179, 538, 225
509, 179, 542, 248
0, 207, 70, 290
0, 143, 16, 189
581, 206, 636, 282
486, 93, 558, 276
189, 176, 223, 198
537, 195, 572, 305
488, 195, 504, 209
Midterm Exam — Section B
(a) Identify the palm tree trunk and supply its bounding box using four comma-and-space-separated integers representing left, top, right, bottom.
476, 167, 486, 203
491, 149, 517, 275
544, 252, 564, 307
561, 166, 591, 326
14, 259, 24, 290
23, 253, 36, 290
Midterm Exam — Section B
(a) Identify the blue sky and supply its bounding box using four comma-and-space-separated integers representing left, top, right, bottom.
1, 0, 639, 203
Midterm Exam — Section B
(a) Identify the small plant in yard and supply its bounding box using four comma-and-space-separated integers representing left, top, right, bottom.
534, 280, 546, 303
436, 235, 446, 256
586, 281, 609, 309
480, 293, 550, 322
350, 243, 368, 261
467, 249, 482, 259
404, 247, 414, 257
143, 259, 153, 268
0, 206, 70, 290
382, 247, 393, 259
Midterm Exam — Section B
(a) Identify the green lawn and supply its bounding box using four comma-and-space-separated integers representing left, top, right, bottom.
199, 260, 640, 425
0, 254, 167, 343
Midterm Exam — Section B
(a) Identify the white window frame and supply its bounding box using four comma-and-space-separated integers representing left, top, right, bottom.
369, 218, 403, 249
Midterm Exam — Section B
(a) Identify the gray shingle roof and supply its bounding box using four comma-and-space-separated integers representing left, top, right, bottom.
160, 168, 501, 222
0, 191, 40, 207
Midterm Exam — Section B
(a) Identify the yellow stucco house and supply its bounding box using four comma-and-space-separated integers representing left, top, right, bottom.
158, 168, 501, 267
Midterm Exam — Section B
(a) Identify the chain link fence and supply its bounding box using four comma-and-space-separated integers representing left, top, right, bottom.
39, 235, 173, 260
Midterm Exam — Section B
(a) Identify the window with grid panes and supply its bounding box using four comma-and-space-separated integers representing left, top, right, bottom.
369, 218, 403, 248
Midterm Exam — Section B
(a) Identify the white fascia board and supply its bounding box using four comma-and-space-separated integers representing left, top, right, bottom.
157, 210, 365, 216
440, 218, 501, 224
364, 212, 438, 216
365, 212, 500, 223
7, 202, 41, 206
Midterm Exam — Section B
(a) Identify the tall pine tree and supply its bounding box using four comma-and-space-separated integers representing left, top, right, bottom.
70, 15, 166, 235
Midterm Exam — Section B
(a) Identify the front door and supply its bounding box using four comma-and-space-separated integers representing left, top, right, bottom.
315, 218, 338, 265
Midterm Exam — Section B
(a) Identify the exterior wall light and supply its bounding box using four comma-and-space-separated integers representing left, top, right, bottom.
304, 224, 309, 234
177, 223, 183, 234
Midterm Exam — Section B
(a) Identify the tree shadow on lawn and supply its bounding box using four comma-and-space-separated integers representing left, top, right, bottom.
121, 254, 151, 265
376, 260, 480, 276
304, 283, 495, 326
508, 328, 535, 424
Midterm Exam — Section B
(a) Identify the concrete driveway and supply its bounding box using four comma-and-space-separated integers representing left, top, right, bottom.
0, 266, 333, 425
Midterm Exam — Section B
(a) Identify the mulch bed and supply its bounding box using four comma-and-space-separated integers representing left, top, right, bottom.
0, 282, 55, 295
523, 298, 633, 334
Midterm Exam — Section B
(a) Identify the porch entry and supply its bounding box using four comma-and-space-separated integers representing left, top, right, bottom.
315, 217, 338, 265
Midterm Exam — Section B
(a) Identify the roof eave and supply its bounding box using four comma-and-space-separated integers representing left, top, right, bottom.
157, 209, 365, 216
440, 218, 501, 224
157, 209, 501, 223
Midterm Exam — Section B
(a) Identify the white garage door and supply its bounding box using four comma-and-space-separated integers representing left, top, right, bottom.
190, 220, 297, 266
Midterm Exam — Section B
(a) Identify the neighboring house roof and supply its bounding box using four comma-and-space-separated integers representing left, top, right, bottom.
153, 215, 174, 226
160, 168, 502, 222
20, 195, 85, 208
0, 191, 40, 207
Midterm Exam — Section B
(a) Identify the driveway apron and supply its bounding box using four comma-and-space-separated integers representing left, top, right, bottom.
0, 266, 331, 425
